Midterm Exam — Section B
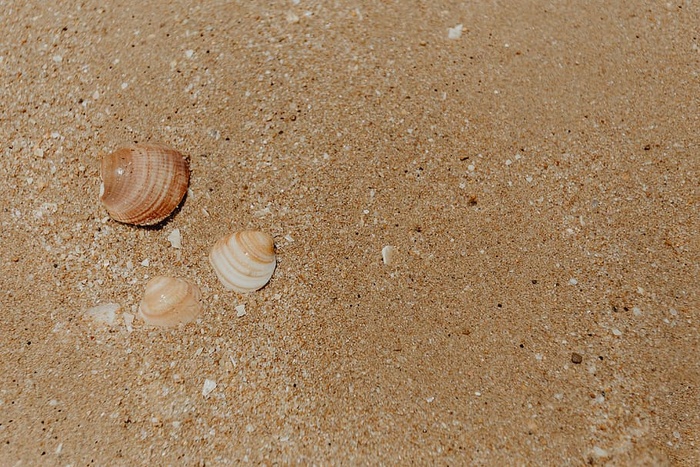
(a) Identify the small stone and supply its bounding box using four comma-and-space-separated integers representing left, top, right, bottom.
571, 352, 583, 364
235, 304, 246, 317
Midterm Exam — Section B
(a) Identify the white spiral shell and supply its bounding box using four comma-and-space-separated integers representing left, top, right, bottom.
209, 230, 276, 293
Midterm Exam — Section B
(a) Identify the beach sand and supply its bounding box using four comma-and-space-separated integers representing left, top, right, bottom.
1, 1, 698, 464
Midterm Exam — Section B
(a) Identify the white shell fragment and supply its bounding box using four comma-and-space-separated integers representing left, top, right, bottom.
209, 230, 276, 293
85, 302, 121, 325
448, 24, 463, 39
138, 276, 203, 327
382, 245, 397, 266
167, 228, 182, 249
202, 379, 217, 397
235, 304, 246, 317
123, 312, 135, 332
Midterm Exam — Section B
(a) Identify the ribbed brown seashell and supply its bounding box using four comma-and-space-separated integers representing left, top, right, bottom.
209, 230, 276, 293
138, 276, 203, 327
99, 143, 189, 225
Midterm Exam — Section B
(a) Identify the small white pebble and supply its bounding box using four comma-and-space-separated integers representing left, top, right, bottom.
467, 164, 475, 171
474, 391, 481, 397
92, 90, 99, 100
52, 55, 63, 63
535, 353, 543, 361
426, 396, 435, 403
569, 278, 578, 286
670, 308, 678, 316
526, 175, 533, 183
185, 49, 194, 58
121, 82, 129, 90
632, 306, 642, 316
141, 258, 150, 267
505, 159, 512, 166
235, 304, 246, 317
612, 328, 622, 336
202, 379, 217, 397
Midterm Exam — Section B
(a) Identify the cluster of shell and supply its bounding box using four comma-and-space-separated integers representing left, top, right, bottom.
99, 143, 276, 327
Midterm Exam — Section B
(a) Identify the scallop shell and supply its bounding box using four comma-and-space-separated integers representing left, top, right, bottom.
138, 276, 203, 327
99, 143, 189, 225
209, 230, 276, 293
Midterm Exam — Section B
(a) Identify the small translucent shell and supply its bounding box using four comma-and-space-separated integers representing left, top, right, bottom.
209, 230, 276, 293
99, 143, 189, 225
138, 276, 203, 327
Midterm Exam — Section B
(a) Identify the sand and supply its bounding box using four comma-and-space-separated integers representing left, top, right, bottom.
1, 1, 698, 465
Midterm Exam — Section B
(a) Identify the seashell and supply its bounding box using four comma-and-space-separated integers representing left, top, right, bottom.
138, 276, 203, 327
99, 143, 189, 225
209, 230, 276, 293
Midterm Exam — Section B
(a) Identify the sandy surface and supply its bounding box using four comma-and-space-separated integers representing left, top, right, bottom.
1, 1, 698, 465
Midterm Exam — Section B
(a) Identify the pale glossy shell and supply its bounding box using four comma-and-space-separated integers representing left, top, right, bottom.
99, 143, 189, 225
210, 230, 276, 293
138, 276, 203, 327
